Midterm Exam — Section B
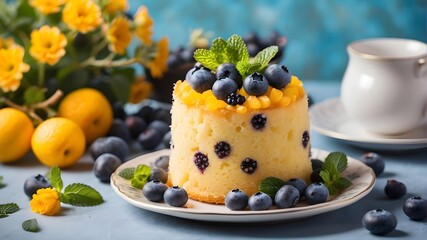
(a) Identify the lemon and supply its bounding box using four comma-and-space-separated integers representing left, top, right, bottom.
58, 88, 113, 144
31, 117, 86, 168
0, 108, 34, 163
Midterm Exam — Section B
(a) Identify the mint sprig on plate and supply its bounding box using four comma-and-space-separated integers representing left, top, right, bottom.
118, 164, 152, 189
194, 35, 278, 78
258, 177, 285, 199
47, 167, 103, 207
319, 152, 352, 195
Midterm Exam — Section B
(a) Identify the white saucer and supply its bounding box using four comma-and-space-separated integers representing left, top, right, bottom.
111, 148, 375, 223
309, 98, 427, 151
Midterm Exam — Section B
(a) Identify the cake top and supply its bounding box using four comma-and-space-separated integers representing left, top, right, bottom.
174, 35, 305, 113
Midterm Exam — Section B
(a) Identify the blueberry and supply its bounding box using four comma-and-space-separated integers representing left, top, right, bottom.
403, 196, 427, 221
89, 136, 129, 162
179, 48, 195, 63
285, 178, 307, 197
246, 42, 260, 57
311, 158, 324, 171
264, 64, 291, 89
310, 169, 323, 183
186, 66, 216, 93
148, 167, 168, 183
240, 158, 257, 174
112, 102, 126, 120
214, 141, 231, 159
225, 189, 249, 210
162, 131, 171, 147
125, 116, 147, 139
248, 192, 272, 210
384, 179, 407, 199
275, 185, 300, 209
143, 180, 168, 202
243, 73, 269, 96
243, 32, 261, 46
212, 77, 238, 101
305, 182, 329, 205
147, 120, 170, 136
154, 155, 170, 171
216, 63, 243, 88
164, 186, 188, 207
152, 109, 171, 125
135, 105, 153, 123
194, 152, 209, 173
23, 174, 52, 198
138, 128, 163, 150
107, 119, 132, 143
302, 131, 310, 148
167, 52, 183, 68
251, 113, 267, 130
93, 153, 122, 182
226, 93, 246, 106
361, 152, 385, 176
362, 209, 397, 235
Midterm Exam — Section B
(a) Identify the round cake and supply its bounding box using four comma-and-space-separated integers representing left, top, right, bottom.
168, 35, 312, 204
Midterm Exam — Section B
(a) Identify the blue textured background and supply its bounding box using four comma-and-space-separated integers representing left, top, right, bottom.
130, 0, 426, 80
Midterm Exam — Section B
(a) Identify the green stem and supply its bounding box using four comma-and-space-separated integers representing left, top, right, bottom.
38, 63, 45, 87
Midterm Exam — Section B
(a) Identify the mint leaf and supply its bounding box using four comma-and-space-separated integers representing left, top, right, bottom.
194, 49, 219, 70
210, 37, 228, 64
22, 218, 39, 233
0, 203, 19, 218
319, 170, 331, 184
47, 167, 63, 192
118, 167, 135, 180
236, 61, 262, 78
226, 35, 249, 64
319, 152, 351, 195
0, 176, 5, 189
134, 164, 151, 176
60, 183, 103, 206
333, 177, 352, 189
258, 177, 285, 199
324, 152, 347, 173
130, 165, 151, 189
253, 46, 278, 69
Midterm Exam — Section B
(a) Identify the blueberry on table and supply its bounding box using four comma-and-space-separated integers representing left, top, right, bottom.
403, 196, 427, 221
93, 153, 122, 182
361, 152, 385, 176
225, 189, 249, 210
264, 64, 291, 89
112, 102, 127, 120
305, 182, 329, 205
89, 136, 129, 162
143, 180, 168, 202
284, 178, 307, 197
248, 192, 272, 210
362, 209, 397, 235
147, 120, 170, 136
243, 73, 269, 96
164, 186, 188, 207
23, 174, 52, 198
216, 63, 243, 88
135, 105, 154, 123
275, 185, 300, 209
384, 179, 407, 199
162, 131, 171, 147
138, 128, 163, 150
107, 119, 131, 143
125, 116, 147, 139
186, 66, 216, 93
212, 77, 238, 101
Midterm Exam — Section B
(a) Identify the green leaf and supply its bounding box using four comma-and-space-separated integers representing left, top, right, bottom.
130, 165, 151, 189
258, 177, 285, 199
253, 46, 278, 69
118, 167, 135, 180
106, 74, 132, 104
333, 177, 352, 189
22, 218, 39, 233
134, 164, 151, 176
210, 37, 228, 64
60, 183, 103, 207
194, 49, 219, 70
319, 170, 331, 184
0, 203, 19, 218
24, 86, 45, 104
236, 61, 262, 78
47, 167, 63, 192
324, 152, 348, 173
320, 152, 351, 195
226, 35, 249, 63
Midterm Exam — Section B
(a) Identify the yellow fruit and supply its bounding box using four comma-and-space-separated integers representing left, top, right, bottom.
58, 88, 113, 144
0, 108, 34, 163
31, 117, 86, 168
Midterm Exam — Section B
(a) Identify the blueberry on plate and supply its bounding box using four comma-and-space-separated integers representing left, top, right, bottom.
275, 185, 300, 209
186, 66, 216, 93
361, 152, 385, 176
362, 209, 397, 235
311, 158, 324, 171
305, 182, 329, 205
225, 189, 249, 210
143, 180, 168, 202
264, 64, 291, 89
243, 73, 269, 96
154, 155, 170, 171
93, 153, 122, 182
216, 63, 243, 88
384, 179, 407, 199
23, 174, 52, 198
212, 77, 238, 101
403, 196, 427, 221
148, 167, 168, 183
284, 178, 307, 197
164, 186, 188, 207
248, 192, 272, 210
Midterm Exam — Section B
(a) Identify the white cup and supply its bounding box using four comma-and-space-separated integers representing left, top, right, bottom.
341, 38, 427, 135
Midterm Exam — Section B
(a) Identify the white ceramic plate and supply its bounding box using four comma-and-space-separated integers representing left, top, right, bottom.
310, 98, 427, 151
111, 148, 375, 223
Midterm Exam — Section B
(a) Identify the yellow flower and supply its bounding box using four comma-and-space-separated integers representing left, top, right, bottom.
29, 0, 66, 14
129, 76, 152, 104
0, 46, 30, 92
62, 0, 102, 33
107, 16, 132, 55
146, 37, 169, 78
133, 6, 153, 45
29, 188, 61, 216
105, 0, 128, 13
30, 26, 67, 65
0, 37, 16, 50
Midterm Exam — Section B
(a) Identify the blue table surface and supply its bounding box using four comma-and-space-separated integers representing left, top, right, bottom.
1, 80, 426, 240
